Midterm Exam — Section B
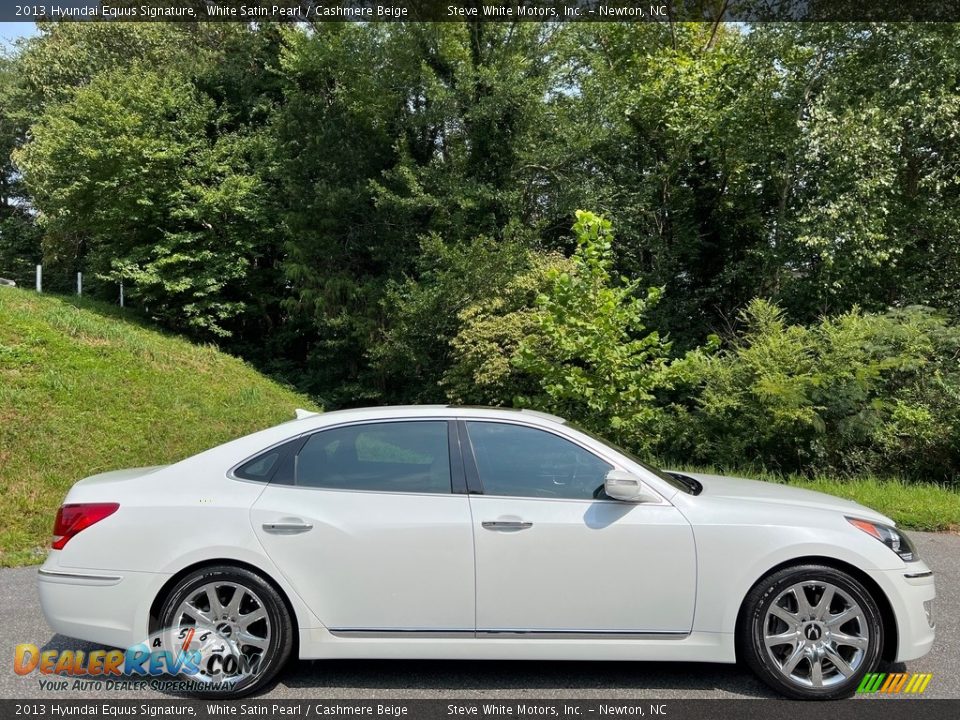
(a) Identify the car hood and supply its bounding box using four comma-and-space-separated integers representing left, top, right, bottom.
675, 471, 894, 525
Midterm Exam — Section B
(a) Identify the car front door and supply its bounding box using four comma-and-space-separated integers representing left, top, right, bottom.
462, 419, 696, 636
250, 419, 475, 634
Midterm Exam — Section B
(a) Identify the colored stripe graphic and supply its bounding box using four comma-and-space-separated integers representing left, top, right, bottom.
880, 673, 900, 692
856, 672, 932, 694
891, 673, 909, 693
857, 673, 886, 693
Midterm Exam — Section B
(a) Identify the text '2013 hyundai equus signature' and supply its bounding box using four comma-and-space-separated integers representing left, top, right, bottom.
39, 406, 935, 699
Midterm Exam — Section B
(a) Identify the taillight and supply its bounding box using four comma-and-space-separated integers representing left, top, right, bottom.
52, 503, 119, 550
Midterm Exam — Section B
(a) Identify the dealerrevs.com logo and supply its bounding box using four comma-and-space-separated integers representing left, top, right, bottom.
857, 672, 934, 694
14, 628, 261, 691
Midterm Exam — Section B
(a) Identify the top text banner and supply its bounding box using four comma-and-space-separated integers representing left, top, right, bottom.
1, 0, 958, 23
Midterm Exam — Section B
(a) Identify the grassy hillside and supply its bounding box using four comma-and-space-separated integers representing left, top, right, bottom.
0, 289, 318, 567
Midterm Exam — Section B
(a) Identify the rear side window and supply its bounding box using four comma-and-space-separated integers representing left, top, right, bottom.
235, 451, 280, 481
233, 438, 300, 484
296, 421, 451, 493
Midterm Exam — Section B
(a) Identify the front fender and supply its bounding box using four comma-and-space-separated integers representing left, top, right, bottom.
677, 500, 906, 634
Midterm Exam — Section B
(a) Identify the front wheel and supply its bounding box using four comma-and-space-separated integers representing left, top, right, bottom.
156, 565, 294, 698
740, 564, 884, 700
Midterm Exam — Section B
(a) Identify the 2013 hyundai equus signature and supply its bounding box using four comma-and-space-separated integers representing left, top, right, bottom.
38, 406, 935, 699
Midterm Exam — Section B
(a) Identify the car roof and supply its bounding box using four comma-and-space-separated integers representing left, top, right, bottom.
292, 404, 567, 429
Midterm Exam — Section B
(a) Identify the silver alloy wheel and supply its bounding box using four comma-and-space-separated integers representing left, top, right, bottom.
171, 581, 271, 686
763, 580, 870, 689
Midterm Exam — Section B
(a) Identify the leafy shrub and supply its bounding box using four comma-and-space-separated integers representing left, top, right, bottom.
664, 300, 960, 482
446, 212, 960, 485
445, 211, 673, 457
512, 211, 672, 452
443, 250, 573, 406
371, 232, 533, 404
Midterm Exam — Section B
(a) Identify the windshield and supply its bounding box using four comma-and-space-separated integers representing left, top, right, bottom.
566, 422, 698, 495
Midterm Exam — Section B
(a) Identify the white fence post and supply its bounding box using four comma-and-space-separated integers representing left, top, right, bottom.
119, 281, 124, 308
77, 272, 83, 296
35, 264, 42, 293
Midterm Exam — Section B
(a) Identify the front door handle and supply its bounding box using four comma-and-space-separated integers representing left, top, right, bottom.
482, 521, 533, 531
262, 520, 313, 535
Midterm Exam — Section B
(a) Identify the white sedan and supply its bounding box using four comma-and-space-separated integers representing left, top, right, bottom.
38, 406, 935, 699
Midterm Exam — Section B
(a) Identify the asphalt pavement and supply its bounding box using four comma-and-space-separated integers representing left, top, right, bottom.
2, 532, 957, 700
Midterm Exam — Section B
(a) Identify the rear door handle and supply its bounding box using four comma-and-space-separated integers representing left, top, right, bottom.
262, 520, 313, 535
482, 521, 533, 531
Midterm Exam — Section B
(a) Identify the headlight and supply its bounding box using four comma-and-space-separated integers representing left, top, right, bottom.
846, 517, 919, 562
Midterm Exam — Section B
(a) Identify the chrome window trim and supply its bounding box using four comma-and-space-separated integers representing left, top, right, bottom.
259, 485, 463, 499
226, 433, 307, 483
469, 494, 657, 507
227, 417, 456, 494
227, 412, 674, 504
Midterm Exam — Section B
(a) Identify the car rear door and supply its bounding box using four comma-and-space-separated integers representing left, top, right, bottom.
462, 419, 696, 636
250, 418, 475, 634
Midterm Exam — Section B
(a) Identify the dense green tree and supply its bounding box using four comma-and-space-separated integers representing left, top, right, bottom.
274, 23, 563, 404
533, 23, 960, 341
15, 67, 273, 335
372, 231, 533, 403
533, 23, 783, 345
0, 53, 38, 286
765, 24, 960, 317
12, 23, 289, 336
370, 23, 559, 242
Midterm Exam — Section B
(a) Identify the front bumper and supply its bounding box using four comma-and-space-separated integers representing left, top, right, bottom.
37, 557, 170, 649
867, 562, 936, 663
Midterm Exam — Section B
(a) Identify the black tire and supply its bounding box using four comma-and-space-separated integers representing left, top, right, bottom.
157, 565, 294, 699
739, 564, 884, 700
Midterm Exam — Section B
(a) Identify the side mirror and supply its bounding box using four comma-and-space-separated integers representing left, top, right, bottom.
604, 470, 659, 503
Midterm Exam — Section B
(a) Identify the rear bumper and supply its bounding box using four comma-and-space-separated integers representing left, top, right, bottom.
37, 557, 170, 649
867, 563, 936, 663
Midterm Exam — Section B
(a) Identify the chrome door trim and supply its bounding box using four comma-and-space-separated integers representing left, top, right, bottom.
328, 628, 475, 639
328, 628, 689, 640
37, 569, 123, 586
477, 629, 689, 640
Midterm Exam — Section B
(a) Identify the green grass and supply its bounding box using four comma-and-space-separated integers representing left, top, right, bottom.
780, 476, 960, 532
0, 288, 318, 567
670, 464, 960, 532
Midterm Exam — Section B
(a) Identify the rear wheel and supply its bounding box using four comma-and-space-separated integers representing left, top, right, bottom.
157, 565, 293, 698
740, 564, 884, 699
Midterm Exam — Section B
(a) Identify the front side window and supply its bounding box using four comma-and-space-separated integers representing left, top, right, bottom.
465, 421, 612, 500
296, 421, 451, 493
